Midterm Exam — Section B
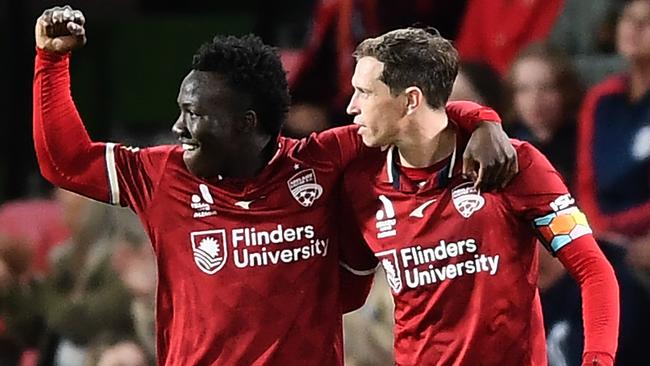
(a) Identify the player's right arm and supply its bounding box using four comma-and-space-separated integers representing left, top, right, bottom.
504, 142, 619, 366
33, 6, 164, 210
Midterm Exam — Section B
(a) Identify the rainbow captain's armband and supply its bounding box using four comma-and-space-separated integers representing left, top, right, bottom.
533, 206, 592, 254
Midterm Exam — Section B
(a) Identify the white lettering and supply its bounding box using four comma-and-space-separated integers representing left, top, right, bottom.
393, 238, 501, 290
232, 238, 329, 269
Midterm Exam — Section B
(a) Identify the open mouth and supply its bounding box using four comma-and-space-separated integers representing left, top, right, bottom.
179, 139, 200, 152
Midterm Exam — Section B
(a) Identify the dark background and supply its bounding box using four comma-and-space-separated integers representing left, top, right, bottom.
1, 0, 321, 201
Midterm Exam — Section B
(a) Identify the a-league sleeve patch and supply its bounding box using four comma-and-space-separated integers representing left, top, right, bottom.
533, 206, 592, 254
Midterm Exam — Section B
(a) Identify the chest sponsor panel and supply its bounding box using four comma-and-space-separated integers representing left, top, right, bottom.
153, 166, 336, 275
189, 224, 330, 275
377, 238, 500, 293
367, 189, 506, 293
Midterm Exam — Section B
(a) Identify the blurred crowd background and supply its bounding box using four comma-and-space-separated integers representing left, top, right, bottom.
2, 0, 650, 365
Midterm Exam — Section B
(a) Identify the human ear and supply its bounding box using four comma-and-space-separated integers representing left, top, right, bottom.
404, 86, 423, 115
239, 110, 258, 132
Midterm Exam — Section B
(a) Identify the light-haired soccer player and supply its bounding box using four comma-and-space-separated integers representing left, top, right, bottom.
343, 28, 619, 366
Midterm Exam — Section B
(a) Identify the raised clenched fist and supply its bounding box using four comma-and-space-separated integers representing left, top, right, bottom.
35, 5, 87, 53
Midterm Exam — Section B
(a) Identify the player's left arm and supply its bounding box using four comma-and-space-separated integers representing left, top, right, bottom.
445, 101, 518, 191
505, 142, 619, 366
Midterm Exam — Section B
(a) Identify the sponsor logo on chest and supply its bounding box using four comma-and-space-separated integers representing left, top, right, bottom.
189, 224, 330, 275
191, 230, 227, 274
377, 238, 500, 293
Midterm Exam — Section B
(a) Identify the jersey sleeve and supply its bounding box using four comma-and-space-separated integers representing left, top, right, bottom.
33, 49, 168, 212
445, 101, 501, 132
503, 141, 592, 255
296, 125, 365, 170
505, 142, 619, 363
556, 236, 619, 365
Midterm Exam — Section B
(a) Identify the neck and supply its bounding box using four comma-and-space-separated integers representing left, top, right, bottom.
225, 134, 276, 178
629, 59, 650, 101
395, 108, 455, 168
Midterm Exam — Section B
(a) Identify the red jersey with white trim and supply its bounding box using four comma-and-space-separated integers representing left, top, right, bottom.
33, 50, 379, 366
33, 49, 501, 365
113, 132, 375, 366
343, 138, 591, 366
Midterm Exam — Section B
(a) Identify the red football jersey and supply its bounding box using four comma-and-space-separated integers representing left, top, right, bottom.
110, 130, 381, 365
33, 50, 501, 365
343, 139, 591, 366
34, 50, 383, 365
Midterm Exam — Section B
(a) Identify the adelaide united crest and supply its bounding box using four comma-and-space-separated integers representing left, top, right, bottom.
190, 229, 227, 275
287, 169, 323, 207
451, 182, 485, 218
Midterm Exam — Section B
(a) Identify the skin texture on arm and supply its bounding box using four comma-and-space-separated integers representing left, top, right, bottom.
445, 100, 518, 190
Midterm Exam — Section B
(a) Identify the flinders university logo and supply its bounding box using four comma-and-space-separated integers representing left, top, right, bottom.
451, 182, 485, 218
287, 169, 323, 207
376, 249, 403, 293
190, 230, 227, 275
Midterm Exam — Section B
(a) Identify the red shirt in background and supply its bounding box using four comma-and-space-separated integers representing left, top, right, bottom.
456, 0, 564, 75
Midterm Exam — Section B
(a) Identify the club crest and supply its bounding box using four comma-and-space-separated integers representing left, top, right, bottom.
287, 169, 323, 207
190, 230, 227, 275
451, 182, 485, 218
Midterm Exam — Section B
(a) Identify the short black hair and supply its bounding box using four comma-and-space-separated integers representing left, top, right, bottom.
354, 27, 458, 109
192, 34, 291, 137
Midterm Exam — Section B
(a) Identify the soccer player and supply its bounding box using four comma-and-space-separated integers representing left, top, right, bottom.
33, 6, 516, 365
342, 28, 620, 366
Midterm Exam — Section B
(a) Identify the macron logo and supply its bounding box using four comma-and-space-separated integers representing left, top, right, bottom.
409, 199, 436, 218
376, 195, 397, 238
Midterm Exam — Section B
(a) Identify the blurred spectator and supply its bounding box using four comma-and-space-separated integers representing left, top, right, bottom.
111, 208, 157, 361
628, 233, 650, 292
548, 0, 623, 55
539, 239, 650, 365
0, 234, 43, 366
38, 189, 136, 366
576, 0, 650, 238
0, 197, 69, 276
0, 194, 70, 365
344, 270, 394, 366
505, 42, 584, 189
548, 0, 627, 87
281, 102, 333, 138
449, 61, 504, 116
455, 0, 563, 75
286, 0, 469, 117
370, 0, 468, 40
96, 341, 148, 366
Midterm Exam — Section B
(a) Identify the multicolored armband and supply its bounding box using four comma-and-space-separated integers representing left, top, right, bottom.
533, 196, 592, 254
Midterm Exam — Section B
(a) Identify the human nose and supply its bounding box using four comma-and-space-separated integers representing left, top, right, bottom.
346, 93, 359, 115
171, 113, 186, 137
